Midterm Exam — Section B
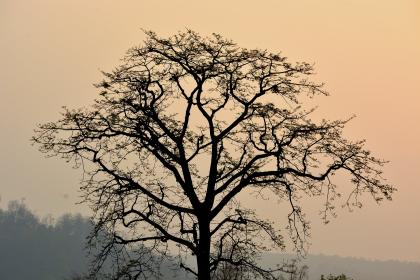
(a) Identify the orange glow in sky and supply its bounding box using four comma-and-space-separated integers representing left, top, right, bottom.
1, 0, 419, 262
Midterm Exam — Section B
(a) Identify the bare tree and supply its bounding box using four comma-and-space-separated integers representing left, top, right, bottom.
33, 30, 394, 280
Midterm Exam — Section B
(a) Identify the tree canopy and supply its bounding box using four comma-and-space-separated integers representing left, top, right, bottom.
33, 30, 394, 280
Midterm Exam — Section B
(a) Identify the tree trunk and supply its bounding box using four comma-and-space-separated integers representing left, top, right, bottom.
197, 219, 211, 280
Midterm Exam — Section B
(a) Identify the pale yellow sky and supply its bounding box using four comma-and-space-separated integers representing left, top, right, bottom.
0, 0, 419, 262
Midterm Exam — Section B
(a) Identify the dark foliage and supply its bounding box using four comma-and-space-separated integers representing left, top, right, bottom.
0, 201, 92, 280
320, 274, 352, 280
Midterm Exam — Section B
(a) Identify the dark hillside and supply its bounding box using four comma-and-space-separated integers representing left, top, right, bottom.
262, 253, 420, 280
1, 201, 418, 280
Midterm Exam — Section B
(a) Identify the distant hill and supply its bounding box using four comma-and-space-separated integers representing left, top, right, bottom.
0, 200, 93, 280
261, 253, 420, 280
1, 201, 419, 280
0, 200, 188, 280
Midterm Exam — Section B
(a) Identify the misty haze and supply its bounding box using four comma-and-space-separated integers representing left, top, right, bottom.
1, 1, 419, 279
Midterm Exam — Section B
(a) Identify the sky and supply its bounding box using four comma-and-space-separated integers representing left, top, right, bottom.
0, 0, 419, 263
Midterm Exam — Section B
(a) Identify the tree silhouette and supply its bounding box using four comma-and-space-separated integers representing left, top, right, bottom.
33, 30, 394, 280
320, 274, 353, 280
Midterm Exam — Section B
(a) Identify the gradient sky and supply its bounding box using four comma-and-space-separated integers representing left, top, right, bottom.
1, 0, 419, 263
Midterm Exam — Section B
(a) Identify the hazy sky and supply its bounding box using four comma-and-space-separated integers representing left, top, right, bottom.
1, 0, 419, 263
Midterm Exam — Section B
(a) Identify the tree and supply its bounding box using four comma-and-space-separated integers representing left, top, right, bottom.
282, 260, 308, 280
320, 274, 353, 280
33, 30, 394, 280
